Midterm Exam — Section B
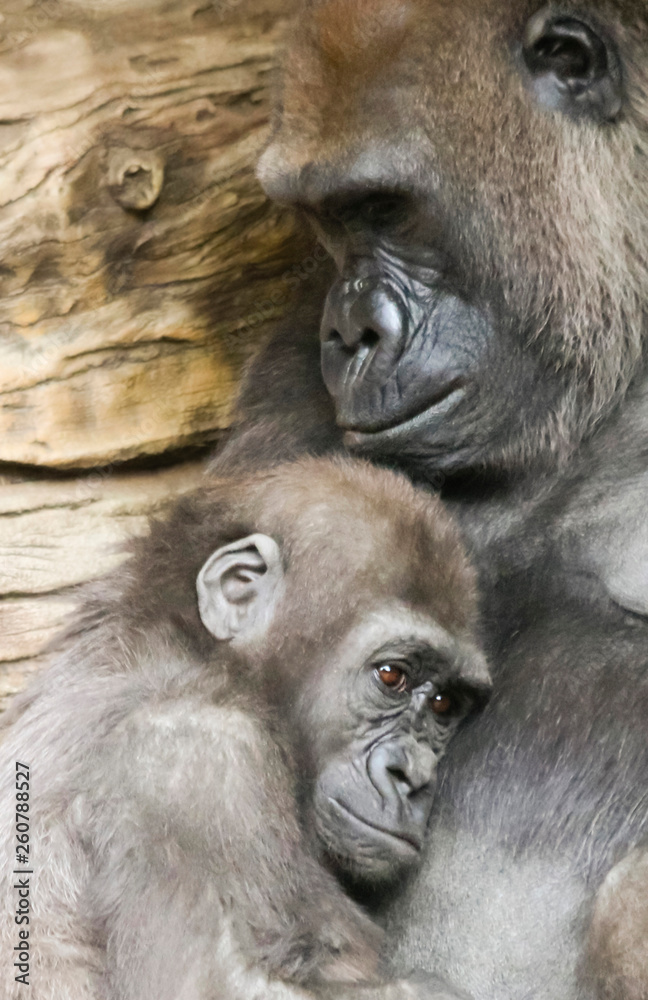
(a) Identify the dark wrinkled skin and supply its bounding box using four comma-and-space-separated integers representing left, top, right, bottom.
211, 0, 648, 997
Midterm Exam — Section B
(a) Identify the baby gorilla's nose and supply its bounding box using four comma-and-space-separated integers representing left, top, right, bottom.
368, 738, 437, 810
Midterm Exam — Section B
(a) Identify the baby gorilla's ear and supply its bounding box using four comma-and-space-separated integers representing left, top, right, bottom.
197, 533, 284, 644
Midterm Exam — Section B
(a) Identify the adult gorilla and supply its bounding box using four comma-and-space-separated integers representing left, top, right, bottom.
214, 1, 648, 997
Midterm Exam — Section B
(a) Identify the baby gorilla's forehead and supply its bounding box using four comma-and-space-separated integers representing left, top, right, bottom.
257, 456, 476, 631
334, 603, 457, 660
300, 505, 474, 633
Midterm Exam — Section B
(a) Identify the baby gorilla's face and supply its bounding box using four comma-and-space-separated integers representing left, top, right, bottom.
301, 606, 490, 883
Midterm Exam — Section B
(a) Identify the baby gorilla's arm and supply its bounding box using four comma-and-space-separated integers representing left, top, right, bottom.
86, 697, 385, 999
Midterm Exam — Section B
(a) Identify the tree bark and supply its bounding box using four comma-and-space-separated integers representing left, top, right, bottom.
0, 461, 205, 710
0, 0, 315, 699
0, 0, 306, 469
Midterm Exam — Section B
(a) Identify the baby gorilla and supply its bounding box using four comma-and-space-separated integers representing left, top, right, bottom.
0, 457, 490, 1000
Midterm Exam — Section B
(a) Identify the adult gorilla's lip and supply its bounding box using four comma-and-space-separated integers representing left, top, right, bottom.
328, 798, 422, 854
342, 385, 465, 450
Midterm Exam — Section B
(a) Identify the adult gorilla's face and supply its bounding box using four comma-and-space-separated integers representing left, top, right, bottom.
258, 0, 648, 473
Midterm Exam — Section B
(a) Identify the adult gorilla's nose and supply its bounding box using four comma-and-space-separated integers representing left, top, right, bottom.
320, 278, 408, 415
322, 278, 404, 351
320, 270, 473, 435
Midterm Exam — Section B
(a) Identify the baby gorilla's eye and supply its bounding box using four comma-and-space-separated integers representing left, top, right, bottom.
375, 664, 409, 693
429, 692, 454, 715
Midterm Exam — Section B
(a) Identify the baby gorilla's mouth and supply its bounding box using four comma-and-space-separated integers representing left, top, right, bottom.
328, 798, 422, 855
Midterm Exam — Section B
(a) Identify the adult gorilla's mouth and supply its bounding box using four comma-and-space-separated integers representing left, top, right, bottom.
342, 384, 466, 450
328, 797, 422, 855
319, 267, 489, 446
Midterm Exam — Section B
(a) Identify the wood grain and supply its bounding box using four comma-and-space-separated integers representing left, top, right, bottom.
0, 0, 329, 693
0, 0, 308, 469
0, 460, 206, 709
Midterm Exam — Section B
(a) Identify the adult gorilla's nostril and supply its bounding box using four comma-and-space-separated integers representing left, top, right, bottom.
326, 327, 374, 352
347, 291, 404, 352
359, 328, 380, 351
320, 278, 414, 426
320, 279, 407, 355
325, 329, 356, 360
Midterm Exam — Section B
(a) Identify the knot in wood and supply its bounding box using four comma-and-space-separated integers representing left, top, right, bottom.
107, 148, 165, 211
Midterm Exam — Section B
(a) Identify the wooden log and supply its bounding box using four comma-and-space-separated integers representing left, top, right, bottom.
0, 0, 309, 470
0, 0, 329, 697
0, 460, 206, 710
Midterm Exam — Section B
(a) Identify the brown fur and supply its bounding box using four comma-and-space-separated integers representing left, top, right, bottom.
95, 455, 477, 670
265, 0, 648, 467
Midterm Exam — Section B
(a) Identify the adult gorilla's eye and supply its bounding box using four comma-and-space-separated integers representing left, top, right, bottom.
375, 664, 408, 693
332, 192, 410, 232
429, 692, 454, 715
521, 8, 622, 122
357, 193, 409, 229
526, 20, 600, 83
